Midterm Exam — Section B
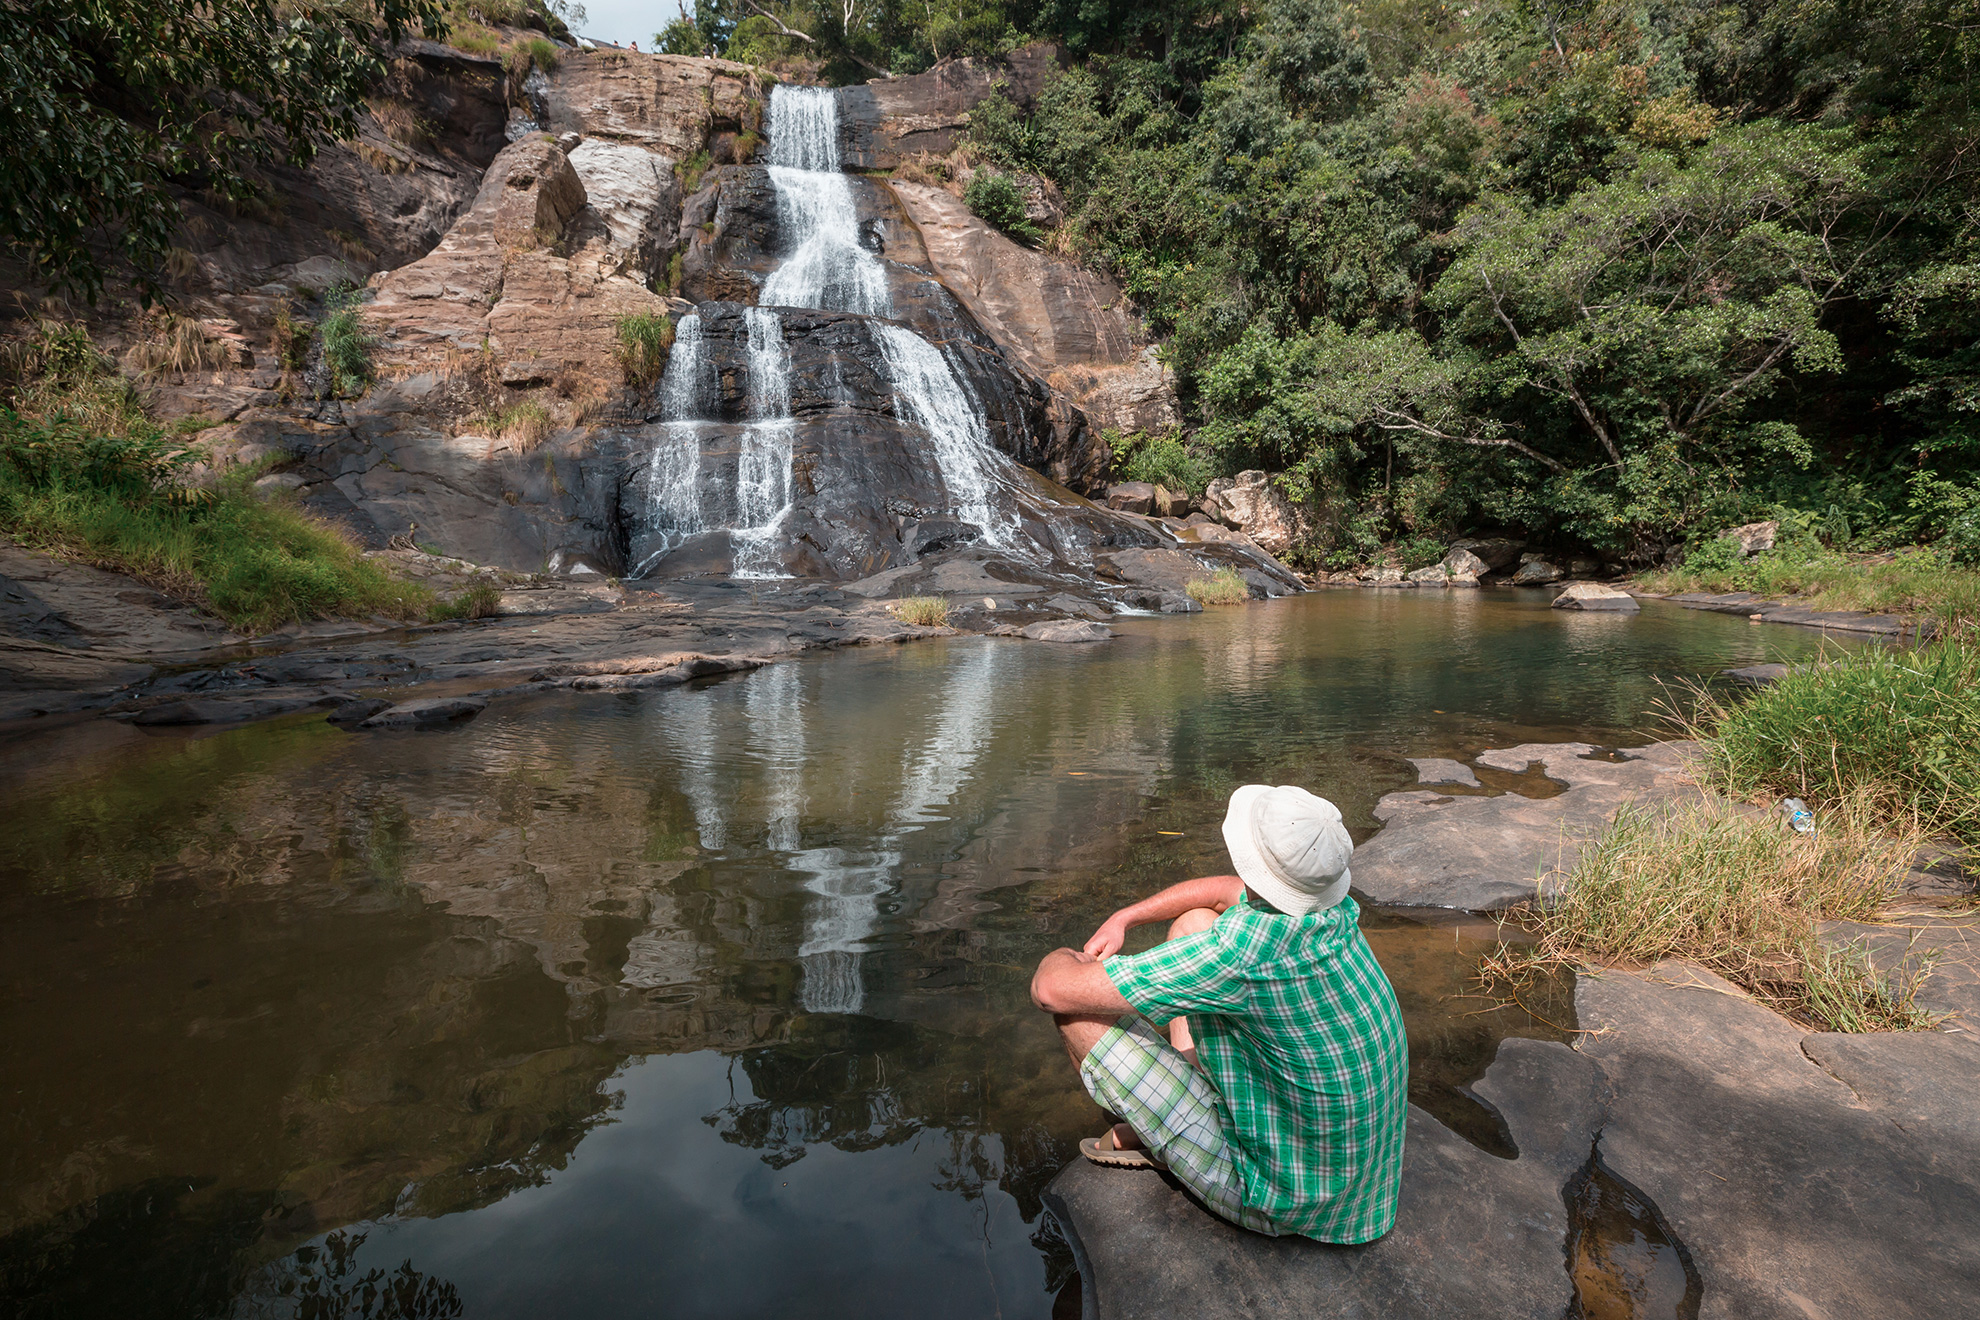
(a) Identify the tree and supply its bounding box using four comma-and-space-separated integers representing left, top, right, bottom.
0, 0, 446, 301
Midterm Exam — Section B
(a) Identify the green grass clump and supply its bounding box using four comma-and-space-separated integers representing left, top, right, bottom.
1689, 636, 1980, 845
614, 312, 675, 388
430, 579, 504, 621
1490, 800, 1942, 1031
1640, 540, 1980, 628
507, 36, 559, 72
1186, 568, 1249, 605
889, 595, 949, 626
320, 285, 375, 396
1, 321, 430, 633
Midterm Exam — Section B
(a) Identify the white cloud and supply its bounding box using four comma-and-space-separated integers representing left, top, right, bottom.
572, 0, 687, 47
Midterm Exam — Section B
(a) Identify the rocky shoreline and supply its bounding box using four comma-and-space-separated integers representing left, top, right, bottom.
1046, 741, 1980, 1320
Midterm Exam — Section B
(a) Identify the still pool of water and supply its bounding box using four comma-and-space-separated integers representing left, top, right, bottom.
0, 591, 1844, 1318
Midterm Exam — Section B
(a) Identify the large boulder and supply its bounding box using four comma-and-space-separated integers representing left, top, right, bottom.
1552, 581, 1640, 612
1443, 547, 1489, 585
1450, 537, 1523, 571
1201, 471, 1306, 556
566, 139, 681, 282
539, 52, 760, 158
1510, 556, 1564, 585
1105, 482, 1156, 515
1721, 519, 1780, 558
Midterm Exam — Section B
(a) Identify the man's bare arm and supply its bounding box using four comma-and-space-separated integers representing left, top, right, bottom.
1083, 874, 1246, 958
1030, 948, 1134, 1016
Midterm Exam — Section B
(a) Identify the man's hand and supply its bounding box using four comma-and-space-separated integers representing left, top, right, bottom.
1083, 912, 1132, 960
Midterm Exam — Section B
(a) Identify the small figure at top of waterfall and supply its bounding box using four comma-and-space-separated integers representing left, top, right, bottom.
760, 86, 891, 318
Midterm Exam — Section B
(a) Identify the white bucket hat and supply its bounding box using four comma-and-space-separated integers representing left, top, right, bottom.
1221, 784, 1353, 915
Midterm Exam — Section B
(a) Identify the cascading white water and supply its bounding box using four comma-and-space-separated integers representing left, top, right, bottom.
634, 312, 708, 577
732, 307, 797, 578
875, 323, 1019, 547
759, 87, 891, 317
635, 84, 1029, 576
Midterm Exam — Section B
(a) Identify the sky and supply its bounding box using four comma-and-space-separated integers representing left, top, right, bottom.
572, 0, 688, 47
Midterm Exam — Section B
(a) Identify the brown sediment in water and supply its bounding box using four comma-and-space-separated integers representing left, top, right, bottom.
1565, 1145, 1704, 1320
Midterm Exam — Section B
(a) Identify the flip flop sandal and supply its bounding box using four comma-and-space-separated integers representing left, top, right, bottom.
1080, 1135, 1167, 1170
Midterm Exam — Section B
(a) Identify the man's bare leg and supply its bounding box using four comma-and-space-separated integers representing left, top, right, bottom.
1165, 907, 1219, 1058
1053, 1012, 1150, 1151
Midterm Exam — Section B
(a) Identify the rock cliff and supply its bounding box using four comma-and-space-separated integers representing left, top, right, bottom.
18, 39, 1252, 607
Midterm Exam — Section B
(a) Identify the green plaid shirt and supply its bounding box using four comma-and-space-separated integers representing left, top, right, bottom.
1104, 895, 1408, 1243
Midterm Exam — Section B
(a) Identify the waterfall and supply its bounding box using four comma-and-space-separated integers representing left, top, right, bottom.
733, 307, 797, 579
633, 312, 708, 577
874, 323, 1018, 547
759, 86, 891, 318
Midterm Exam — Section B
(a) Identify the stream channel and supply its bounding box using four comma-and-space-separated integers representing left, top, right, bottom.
0, 592, 1845, 1318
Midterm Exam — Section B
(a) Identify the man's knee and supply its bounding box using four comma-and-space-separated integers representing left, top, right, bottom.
1167, 906, 1219, 942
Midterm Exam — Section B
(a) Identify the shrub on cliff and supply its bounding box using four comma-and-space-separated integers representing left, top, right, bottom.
963, 173, 1040, 244
2, 0, 449, 299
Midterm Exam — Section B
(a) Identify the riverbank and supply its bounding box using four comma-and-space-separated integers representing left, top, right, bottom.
1048, 737, 1980, 1320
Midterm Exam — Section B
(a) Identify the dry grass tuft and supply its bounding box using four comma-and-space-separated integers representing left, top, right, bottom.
1186, 567, 1250, 605
889, 595, 950, 627
1485, 797, 1945, 1032
472, 399, 556, 449
122, 311, 232, 378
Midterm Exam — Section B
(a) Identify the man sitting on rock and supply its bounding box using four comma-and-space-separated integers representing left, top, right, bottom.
1030, 784, 1408, 1243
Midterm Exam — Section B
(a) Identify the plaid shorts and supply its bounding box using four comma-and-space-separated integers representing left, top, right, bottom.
1079, 1015, 1282, 1235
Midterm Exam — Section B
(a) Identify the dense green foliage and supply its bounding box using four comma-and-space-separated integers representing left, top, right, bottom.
0, 0, 451, 299
679, 0, 1980, 566
0, 325, 429, 631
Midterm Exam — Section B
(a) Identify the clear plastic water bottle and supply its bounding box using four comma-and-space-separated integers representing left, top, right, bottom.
1783, 798, 1815, 834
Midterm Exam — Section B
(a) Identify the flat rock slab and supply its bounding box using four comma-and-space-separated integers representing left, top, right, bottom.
123, 692, 335, 726
1352, 741, 1701, 909
1404, 757, 1480, 788
355, 697, 487, 729
1046, 1039, 1606, 1320
1660, 592, 1919, 636
1576, 964, 1980, 1319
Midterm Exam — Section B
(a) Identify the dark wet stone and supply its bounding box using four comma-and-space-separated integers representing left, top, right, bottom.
355, 697, 488, 729
125, 693, 333, 726
1724, 662, 1790, 687
326, 697, 393, 727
